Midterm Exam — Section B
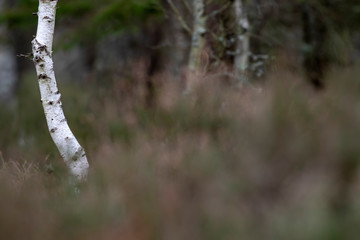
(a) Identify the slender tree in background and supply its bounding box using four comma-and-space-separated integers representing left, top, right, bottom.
164, 0, 189, 80
32, 0, 89, 181
234, 0, 250, 83
186, 0, 206, 93
188, 0, 206, 72
0, 0, 17, 105
301, 2, 328, 90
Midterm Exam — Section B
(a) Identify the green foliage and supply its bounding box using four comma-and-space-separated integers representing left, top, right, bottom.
89, 0, 162, 36
54, 0, 163, 48
1, 0, 162, 45
0, 6, 36, 28
57, 1, 93, 17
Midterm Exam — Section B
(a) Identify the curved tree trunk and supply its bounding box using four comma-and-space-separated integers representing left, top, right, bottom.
32, 0, 89, 181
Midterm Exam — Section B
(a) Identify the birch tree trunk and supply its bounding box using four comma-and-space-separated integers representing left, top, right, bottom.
188, 0, 206, 72
32, 0, 89, 181
0, 0, 17, 105
186, 0, 206, 93
234, 0, 250, 84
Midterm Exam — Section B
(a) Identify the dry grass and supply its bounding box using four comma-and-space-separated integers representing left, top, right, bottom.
1, 63, 360, 239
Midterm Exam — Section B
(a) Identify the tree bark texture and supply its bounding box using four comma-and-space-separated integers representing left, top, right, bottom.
234, 0, 250, 83
32, 0, 89, 181
188, 0, 206, 72
186, 0, 206, 92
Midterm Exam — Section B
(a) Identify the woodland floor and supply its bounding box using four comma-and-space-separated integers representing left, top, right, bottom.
1, 64, 360, 240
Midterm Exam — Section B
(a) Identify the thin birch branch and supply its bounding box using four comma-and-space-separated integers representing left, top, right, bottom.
167, 0, 192, 34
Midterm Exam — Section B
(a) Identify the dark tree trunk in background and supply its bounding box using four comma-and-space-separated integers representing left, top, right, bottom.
301, 2, 329, 90
0, 33, 17, 104
0, 0, 18, 106
84, 41, 97, 77
250, 0, 266, 57
145, 26, 164, 108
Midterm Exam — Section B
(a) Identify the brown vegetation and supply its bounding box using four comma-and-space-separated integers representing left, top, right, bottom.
1, 60, 360, 239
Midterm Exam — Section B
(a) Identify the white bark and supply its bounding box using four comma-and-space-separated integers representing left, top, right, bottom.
188, 0, 206, 72
234, 0, 250, 83
186, 0, 206, 93
32, 0, 89, 181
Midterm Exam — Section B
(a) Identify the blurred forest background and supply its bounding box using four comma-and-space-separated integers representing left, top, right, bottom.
1, 0, 360, 239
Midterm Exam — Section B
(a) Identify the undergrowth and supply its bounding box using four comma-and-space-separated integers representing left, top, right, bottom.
1, 64, 360, 240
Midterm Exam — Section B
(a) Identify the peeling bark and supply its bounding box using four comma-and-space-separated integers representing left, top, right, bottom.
32, 0, 89, 181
